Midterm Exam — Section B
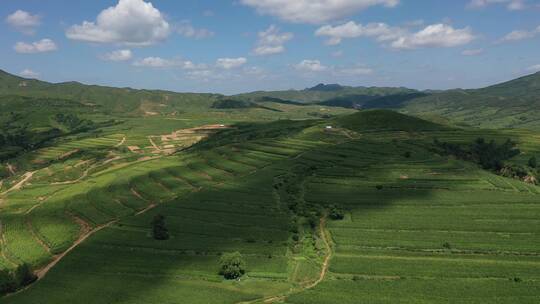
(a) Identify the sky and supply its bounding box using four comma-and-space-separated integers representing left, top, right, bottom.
1, 0, 540, 94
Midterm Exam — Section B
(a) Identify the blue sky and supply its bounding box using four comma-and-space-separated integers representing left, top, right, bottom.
1, 0, 539, 94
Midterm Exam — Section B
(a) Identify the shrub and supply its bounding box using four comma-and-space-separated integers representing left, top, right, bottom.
529, 156, 537, 168
329, 205, 345, 220
376, 185, 384, 190
13, 263, 37, 287
0, 269, 16, 295
403, 151, 412, 158
152, 215, 169, 240
308, 214, 318, 229
435, 138, 520, 171
0, 263, 36, 296
219, 252, 246, 280
442, 242, 452, 250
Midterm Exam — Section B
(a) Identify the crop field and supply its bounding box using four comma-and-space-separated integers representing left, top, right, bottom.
285, 130, 540, 304
1, 110, 540, 303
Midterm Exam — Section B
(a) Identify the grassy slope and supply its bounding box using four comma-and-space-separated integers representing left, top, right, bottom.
401, 72, 540, 130
235, 72, 540, 131
0, 69, 219, 114
234, 86, 417, 104
2, 110, 540, 303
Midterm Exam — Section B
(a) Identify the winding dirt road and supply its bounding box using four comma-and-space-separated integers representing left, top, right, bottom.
0, 171, 35, 197
236, 216, 332, 304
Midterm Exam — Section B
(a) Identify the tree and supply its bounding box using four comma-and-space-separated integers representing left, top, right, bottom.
0, 269, 16, 295
219, 252, 246, 280
329, 205, 345, 220
529, 156, 537, 168
308, 213, 318, 229
151, 215, 169, 240
13, 263, 36, 287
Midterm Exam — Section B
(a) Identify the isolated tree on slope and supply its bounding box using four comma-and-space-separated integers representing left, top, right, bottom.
152, 214, 169, 240
529, 156, 537, 168
219, 252, 246, 280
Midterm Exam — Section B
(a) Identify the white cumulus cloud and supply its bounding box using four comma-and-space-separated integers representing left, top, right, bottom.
133, 57, 174, 68
316, 22, 475, 50
391, 24, 475, 49
498, 26, 540, 43
14, 39, 58, 54
66, 0, 170, 46
133, 57, 207, 70
240, 0, 399, 24
467, 0, 526, 10
216, 57, 247, 69
316, 21, 404, 45
6, 10, 41, 34
102, 49, 133, 61
253, 25, 294, 55
294, 60, 328, 72
20, 69, 39, 78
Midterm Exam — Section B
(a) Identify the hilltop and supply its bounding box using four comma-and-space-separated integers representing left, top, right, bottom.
334, 109, 446, 132
401, 72, 540, 129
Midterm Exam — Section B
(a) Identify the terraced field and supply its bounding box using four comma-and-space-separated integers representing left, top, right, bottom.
1, 110, 540, 303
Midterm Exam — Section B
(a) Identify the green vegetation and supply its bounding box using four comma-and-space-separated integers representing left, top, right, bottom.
434, 137, 520, 170
1, 69, 540, 303
151, 215, 169, 240
0, 264, 36, 296
219, 252, 247, 280
529, 156, 537, 168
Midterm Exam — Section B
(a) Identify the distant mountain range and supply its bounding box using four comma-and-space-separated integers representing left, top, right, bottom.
235, 72, 540, 129
1, 68, 539, 130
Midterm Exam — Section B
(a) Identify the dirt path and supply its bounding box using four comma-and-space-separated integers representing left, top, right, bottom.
0, 171, 35, 196
24, 197, 48, 215
135, 203, 157, 216
26, 218, 52, 254
50, 166, 94, 185
304, 217, 332, 290
148, 136, 161, 151
34, 200, 162, 282
115, 136, 126, 148
34, 219, 115, 279
131, 188, 148, 202
236, 216, 332, 304
6, 163, 16, 175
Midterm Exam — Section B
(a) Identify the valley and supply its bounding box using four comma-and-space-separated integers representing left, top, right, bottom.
0, 70, 539, 303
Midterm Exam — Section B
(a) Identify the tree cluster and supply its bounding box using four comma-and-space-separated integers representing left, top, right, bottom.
151, 215, 169, 240
434, 138, 520, 171
0, 263, 37, 295
54, 113, 95, 132
219, 252, 246, 280
328, 204, 345, 220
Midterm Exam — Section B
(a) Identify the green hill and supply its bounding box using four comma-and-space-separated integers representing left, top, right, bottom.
0, 69, 219, 114
2, 109, 539, 304
401, 73, 540, 130
334, 109, 446, 132
234, 86, 418, 104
